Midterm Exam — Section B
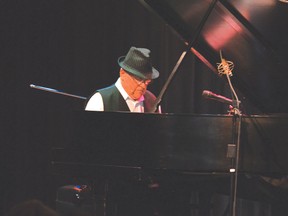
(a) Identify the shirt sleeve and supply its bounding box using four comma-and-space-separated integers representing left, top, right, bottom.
85, 92, 104, 111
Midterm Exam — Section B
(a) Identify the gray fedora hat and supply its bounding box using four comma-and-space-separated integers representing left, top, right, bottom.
118, 47, 159, 80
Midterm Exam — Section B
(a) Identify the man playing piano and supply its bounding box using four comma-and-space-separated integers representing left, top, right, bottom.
85, 46, 160, 113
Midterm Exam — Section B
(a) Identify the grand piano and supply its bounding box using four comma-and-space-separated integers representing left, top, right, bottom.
52, 0, 288, 180
51, 0, 288, 215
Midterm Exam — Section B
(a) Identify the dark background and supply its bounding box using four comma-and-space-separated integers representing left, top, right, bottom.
0, 0, 285, 214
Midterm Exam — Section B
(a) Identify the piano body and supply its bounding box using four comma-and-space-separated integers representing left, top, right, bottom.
51, 111, 288, 216
52, 111, 288, 211
52, 111, 288, 177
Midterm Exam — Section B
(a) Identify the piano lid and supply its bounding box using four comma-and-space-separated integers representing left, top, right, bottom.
140, 0, 288, 114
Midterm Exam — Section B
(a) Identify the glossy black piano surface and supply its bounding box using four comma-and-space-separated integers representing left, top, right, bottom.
51, 111, 288, 177
140, 0, 288, 114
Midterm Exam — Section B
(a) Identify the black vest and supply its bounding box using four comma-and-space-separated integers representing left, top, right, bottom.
93, 84, 157, 112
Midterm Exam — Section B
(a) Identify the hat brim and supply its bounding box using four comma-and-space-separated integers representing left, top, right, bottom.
118, 56, 159, 80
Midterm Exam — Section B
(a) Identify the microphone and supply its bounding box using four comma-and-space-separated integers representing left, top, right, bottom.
202, 90, 233, 104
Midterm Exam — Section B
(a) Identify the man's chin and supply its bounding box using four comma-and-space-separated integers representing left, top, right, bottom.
131, 94, 144, 100
132, 96, 141, 100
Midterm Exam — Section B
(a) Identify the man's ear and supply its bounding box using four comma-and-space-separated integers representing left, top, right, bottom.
119, 68, 126, 82
119, 68, 125, 76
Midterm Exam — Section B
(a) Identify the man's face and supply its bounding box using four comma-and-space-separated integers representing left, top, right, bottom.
120, 69, 152, 100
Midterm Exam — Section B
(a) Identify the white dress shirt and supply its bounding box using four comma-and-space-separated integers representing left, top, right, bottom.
85, 78, 145, 112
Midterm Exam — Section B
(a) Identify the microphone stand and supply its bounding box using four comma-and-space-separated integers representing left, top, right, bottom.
216, 48, 242, 216
225, 76, 242, 216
